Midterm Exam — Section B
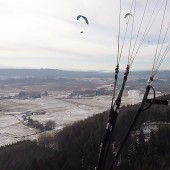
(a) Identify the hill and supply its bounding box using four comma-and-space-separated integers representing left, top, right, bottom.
0, 94, 169, 169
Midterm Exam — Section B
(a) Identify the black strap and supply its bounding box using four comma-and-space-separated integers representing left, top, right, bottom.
109, 85, 153, 170
96, 66, 129, 170
146, 99, 169, 105
142, 85, 155, 111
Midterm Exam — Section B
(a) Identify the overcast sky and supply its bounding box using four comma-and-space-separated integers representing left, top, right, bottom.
0, 0, 169, 71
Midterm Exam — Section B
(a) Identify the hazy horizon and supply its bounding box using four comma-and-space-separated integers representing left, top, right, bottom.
0, 66, 169, 72
0, 0, 169, 71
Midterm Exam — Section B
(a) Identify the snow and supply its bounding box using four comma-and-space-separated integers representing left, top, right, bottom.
127, 90, 142, 105
0, 89, 162, 146
0, 115, 20, 128
140, 122, 170, 141
0, 123, 39, 147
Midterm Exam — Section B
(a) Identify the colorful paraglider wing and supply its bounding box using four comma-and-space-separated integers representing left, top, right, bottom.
77, 15, 89, 25
124, 13, 132, 18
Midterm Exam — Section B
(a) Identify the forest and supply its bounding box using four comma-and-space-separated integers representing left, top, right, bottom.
0, 94, 170, 170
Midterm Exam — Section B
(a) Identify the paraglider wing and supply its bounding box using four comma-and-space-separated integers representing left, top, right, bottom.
77, 15, 89, 25
124, 13, 132, 18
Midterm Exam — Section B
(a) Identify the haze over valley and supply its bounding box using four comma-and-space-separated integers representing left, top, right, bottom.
0, 69, 169, 146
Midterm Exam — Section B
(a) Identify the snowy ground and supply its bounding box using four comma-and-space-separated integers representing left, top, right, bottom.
0, 89, 156, 147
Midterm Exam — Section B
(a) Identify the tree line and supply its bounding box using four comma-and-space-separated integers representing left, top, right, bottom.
0, 94, 169, 170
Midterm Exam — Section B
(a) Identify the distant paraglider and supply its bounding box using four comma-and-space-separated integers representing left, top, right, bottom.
124, 13, 132, 18
77, 15, 89, 25
77, 15, 89, 33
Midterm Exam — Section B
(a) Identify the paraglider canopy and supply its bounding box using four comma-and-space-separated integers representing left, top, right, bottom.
77, 15, 89, 25
124, 13, 132, 18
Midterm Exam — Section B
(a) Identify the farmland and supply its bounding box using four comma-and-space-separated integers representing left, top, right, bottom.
0, 69, 168, 146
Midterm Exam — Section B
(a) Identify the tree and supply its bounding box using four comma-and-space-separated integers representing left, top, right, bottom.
44, 120, 56, 131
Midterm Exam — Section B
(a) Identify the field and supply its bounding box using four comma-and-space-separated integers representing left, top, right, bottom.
0, 87, 144, 146
0, 69, 168, 146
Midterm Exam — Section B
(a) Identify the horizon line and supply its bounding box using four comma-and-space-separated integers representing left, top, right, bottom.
0, 67, 169, 72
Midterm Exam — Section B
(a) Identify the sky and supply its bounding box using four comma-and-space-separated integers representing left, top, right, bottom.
0, 0, 170, 71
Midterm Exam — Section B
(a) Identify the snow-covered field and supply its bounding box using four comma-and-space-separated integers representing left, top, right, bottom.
0, 69, 167, 147
0, 89, 148, 147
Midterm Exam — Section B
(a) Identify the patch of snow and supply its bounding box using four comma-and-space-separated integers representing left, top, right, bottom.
0, 90, 151, 146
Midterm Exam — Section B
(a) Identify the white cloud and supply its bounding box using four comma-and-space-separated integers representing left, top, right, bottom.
0, 0, 169, 71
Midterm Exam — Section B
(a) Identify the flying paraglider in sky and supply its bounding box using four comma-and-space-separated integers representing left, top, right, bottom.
124, 13, 132, 18
77, 15, 89, 33
77, 15, 89, 25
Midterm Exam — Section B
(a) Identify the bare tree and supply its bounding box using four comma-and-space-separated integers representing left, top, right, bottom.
44, 120, 56, 130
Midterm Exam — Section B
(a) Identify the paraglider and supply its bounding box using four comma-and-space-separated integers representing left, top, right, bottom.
124, 13, 132, 18
77, 15, 89, 25
77, 15, 89, 33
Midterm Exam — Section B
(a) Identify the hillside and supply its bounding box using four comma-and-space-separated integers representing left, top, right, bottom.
0, 94, 170, 170
0, 69, 169, 96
